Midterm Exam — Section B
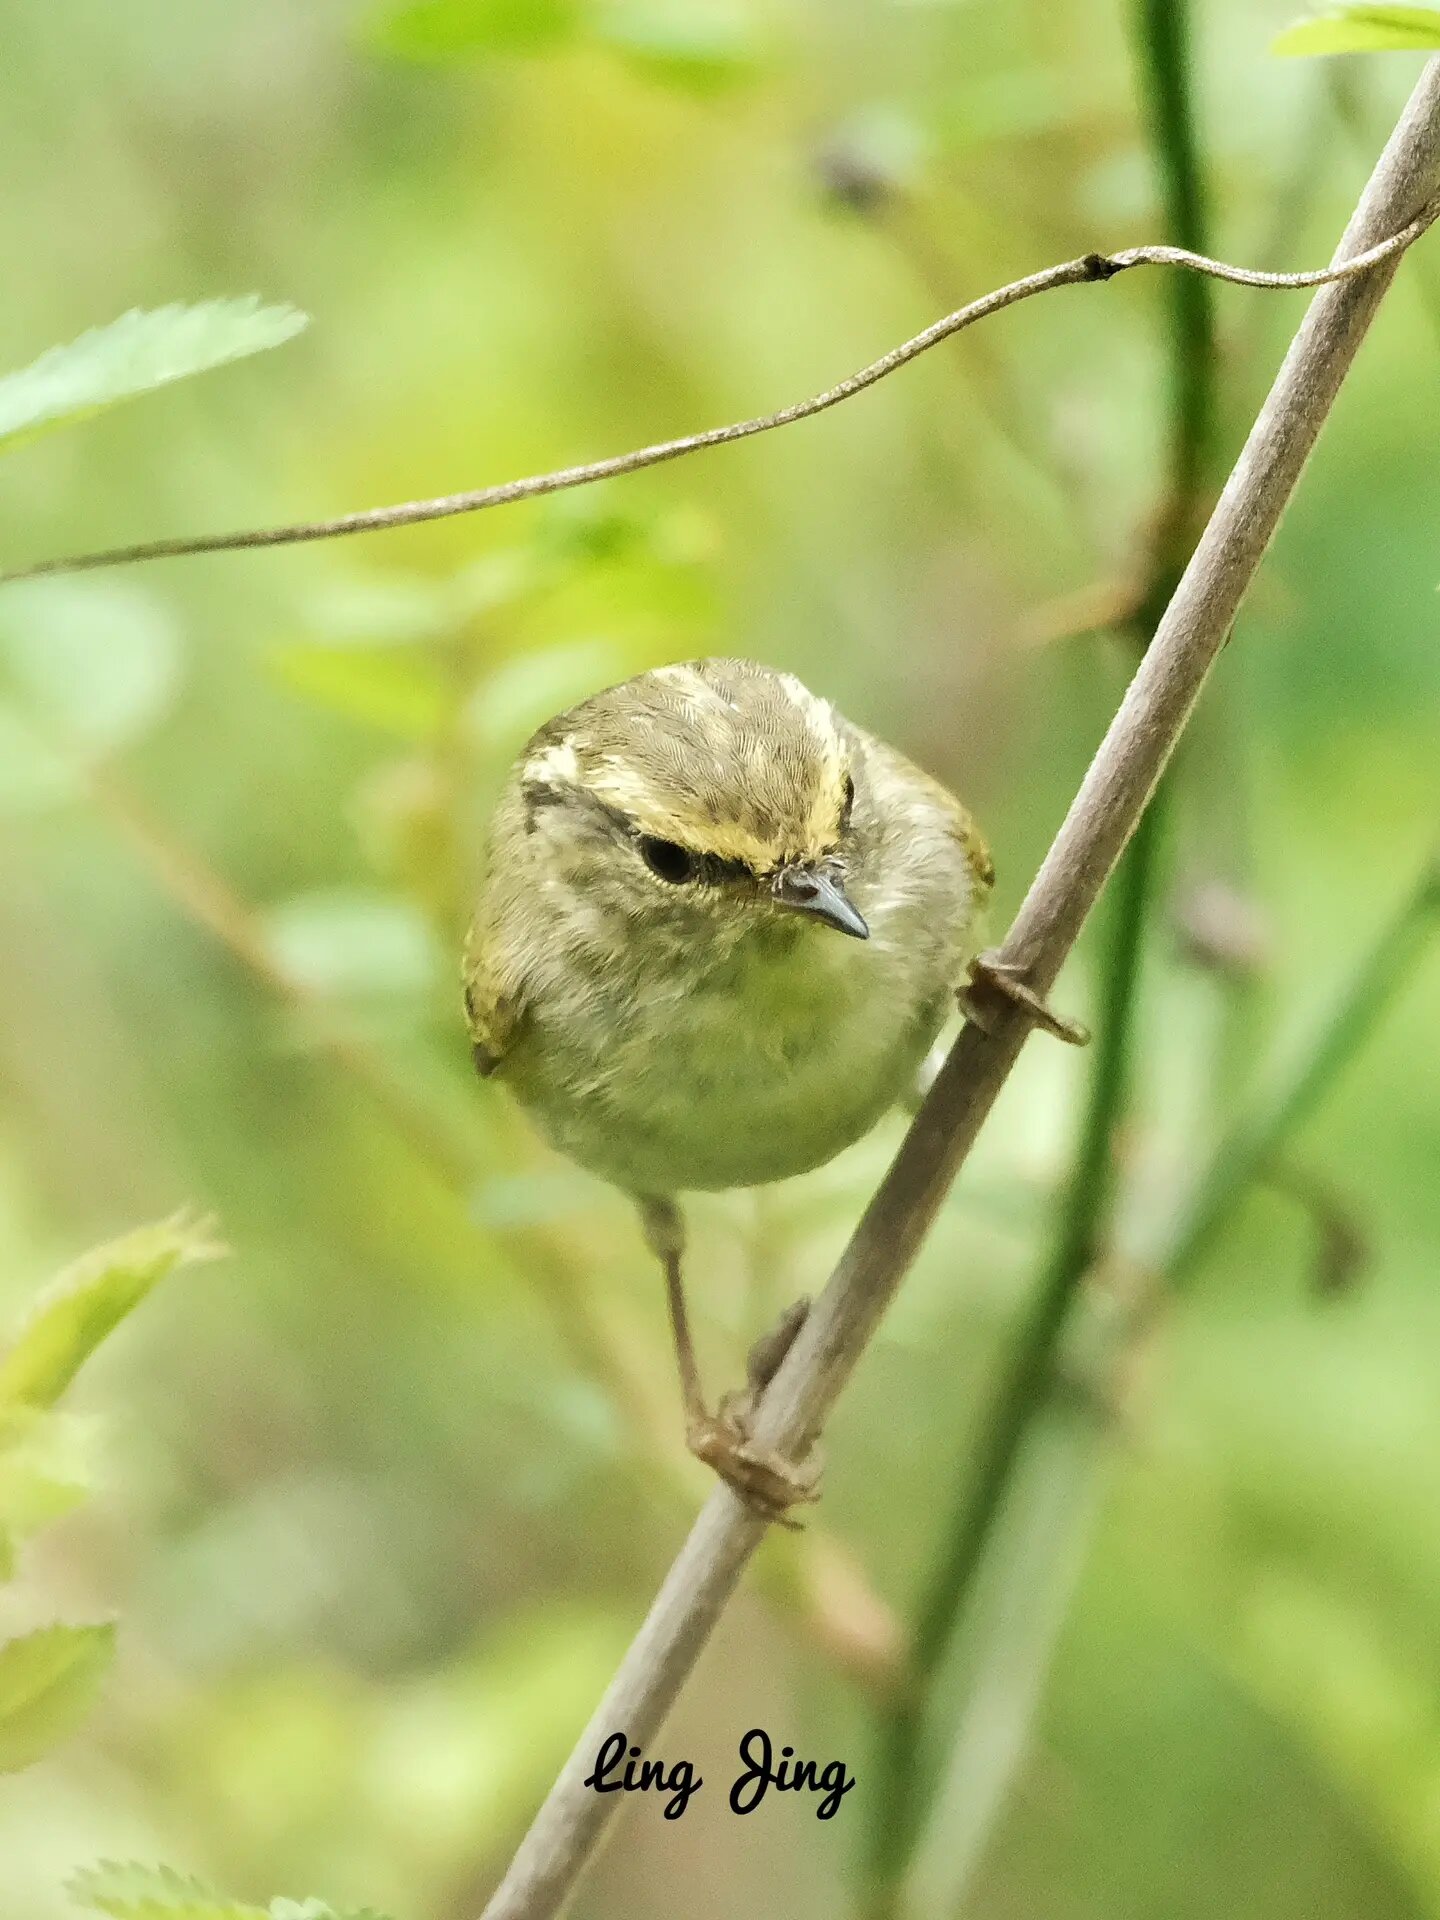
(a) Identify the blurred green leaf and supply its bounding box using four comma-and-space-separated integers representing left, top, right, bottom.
447, 547, 550, 616
0, 703, 70, 813
0, 578, 183, 810
471, 1168, 587, 1229
530, 499, 649, 568
448, 500, 710, 622
268, 643, 448, 738
592, 0, 759, 90
0, 1212, 223, 1414
301, 575, 459, 647
1272, 6, 1440, 53
369, 0, 582, 58
262, 889, 443, 1004
0, 299, 307, 454
462, 636, 631, 753
367, 1603, 631, 1858
368, 0, 756, 86
69, 1863, 394, 1920
527, 492, 715, 572
0, 1407, 93, 1556
0, 1623, 115, 1771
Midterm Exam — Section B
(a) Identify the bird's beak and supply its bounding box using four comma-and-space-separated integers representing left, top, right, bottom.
773, 864, 870, 940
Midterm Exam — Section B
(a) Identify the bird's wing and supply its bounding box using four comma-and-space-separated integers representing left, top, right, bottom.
946, 788, 995, 896
908, 761, 996, 896
462, 922, 527, 1077
855, 723, 994, 897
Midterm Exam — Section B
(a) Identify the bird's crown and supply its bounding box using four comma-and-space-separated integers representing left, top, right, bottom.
520, 658, 854, 874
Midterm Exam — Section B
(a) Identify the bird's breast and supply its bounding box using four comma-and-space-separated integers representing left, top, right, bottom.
505, 907, 954, 1194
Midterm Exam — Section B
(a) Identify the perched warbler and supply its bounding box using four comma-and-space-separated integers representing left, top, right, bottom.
464, 658, 1073, 1518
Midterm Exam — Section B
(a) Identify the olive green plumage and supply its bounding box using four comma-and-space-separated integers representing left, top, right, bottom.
464, 658, 993, 1198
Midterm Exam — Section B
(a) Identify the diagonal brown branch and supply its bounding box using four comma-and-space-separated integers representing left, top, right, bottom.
475, 56, 1440, 1920
2, 217, 1436, 584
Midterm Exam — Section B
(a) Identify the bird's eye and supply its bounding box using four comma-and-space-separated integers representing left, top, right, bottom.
639, 836, 697, 884
840, 773, 856, 829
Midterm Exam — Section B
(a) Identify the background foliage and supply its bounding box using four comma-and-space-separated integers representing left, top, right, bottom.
2, 3, 1439, 1917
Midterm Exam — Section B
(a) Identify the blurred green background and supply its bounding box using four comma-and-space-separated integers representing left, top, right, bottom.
2, 2, 1439, 1917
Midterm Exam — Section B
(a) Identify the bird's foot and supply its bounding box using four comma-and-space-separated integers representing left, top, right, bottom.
686, 1295, 822, 1528
686, 1403, 822, 1529
959, 948, 1090, 1047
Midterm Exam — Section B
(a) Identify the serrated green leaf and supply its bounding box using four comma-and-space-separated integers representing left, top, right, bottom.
69, 1862, 267, 1920
0, 1212, 224, 1414
0, 298, 307, 454
369, 0, 582, 59
1273, 5, 1440, 54
0, 1622, 114, 1770
269, 1904, 396, 1920
67, 1867, 394, 1920
268, 642, 448, 737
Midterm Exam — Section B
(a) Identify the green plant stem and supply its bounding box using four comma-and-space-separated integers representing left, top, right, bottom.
1137, 0, 1217, 517
861, 8, 1216, 1910
1164, 854, 1440, 1287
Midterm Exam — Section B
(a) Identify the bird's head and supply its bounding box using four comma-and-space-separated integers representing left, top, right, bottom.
514, 658, 870, 949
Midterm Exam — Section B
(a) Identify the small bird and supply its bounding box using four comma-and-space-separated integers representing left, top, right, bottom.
464, 658, 1047, 1519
